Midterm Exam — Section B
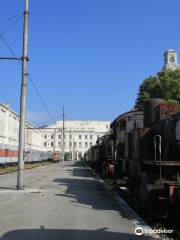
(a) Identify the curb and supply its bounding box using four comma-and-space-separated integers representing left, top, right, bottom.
86, 164, 160, 239
0, 162, 52, 176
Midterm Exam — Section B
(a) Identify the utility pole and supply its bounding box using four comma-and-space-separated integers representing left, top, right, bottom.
17, 0, 29, 190
62, 106, 65, 163
72, 137, 74, 161
53, 129, 56, 153
69, 128, 72, 161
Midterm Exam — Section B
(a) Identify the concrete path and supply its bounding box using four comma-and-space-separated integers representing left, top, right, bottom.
0, 162, 154, 239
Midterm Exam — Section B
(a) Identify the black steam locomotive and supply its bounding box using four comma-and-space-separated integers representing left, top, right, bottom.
86, 98, 180, 224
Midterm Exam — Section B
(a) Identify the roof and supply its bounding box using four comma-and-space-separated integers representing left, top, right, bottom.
110, 109, 143, 128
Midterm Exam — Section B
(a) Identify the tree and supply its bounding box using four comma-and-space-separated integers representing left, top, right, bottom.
135, 69, 180, 108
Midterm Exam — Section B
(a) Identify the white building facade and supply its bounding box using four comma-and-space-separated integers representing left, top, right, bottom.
41, 120, 111, 160
0, 103, 110, 161
0, 102, 43, 151
0, 103, 53, 164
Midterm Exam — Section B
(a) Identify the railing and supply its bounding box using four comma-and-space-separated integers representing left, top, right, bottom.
154, 135, 162, 183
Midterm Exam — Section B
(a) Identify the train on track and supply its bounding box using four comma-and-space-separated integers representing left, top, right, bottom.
85, 98, 180, 226
0, 144, 53, 165
0, 102, 53, 165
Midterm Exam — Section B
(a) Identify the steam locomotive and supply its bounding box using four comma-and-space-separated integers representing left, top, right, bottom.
86, 98, 180, 225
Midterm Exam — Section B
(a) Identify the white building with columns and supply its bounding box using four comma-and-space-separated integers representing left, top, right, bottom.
41, 120, 111, 160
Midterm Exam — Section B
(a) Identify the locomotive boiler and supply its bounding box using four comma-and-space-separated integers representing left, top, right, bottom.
115, 99, 180, 222
86, 98, 180, 224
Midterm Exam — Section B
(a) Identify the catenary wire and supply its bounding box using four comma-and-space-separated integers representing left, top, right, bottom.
0, 34, 56, 123
0, 13, 22, 25
0, 14, 23, 58
28, 74, 57, 123
0, 35, 18, 58
0, 14, 23, 37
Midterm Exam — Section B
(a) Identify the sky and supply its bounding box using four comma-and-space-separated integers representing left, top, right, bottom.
0, 0, 180, 125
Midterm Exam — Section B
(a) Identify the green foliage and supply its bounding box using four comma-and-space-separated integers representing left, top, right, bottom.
135, 69, 180, 108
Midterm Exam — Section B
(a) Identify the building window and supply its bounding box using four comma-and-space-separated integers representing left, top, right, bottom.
90, 135, 92, 140
85, 135, 87, 139
79, 142, 82, 147
51, 135, 53, 139
79, 135, 81, 139
69, 142, 72, 147
58, 142, 61, 147
51, 142, 53, 147
69, 134, 72, 139
74, 142, 76, 147
44, 142, 47, 147
90, 142, 92, 147
58, 135, 61, 139
44, 135, 47, 139
85, 142, 88, 148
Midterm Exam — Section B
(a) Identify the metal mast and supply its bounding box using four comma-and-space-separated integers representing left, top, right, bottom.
69, 128, 72, 160
17, 0, 29, 190
62, 106, 65, 163
72, 137, 74, 161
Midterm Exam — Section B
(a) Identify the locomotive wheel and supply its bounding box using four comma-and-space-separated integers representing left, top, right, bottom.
127, 176, 139, 202
145, 190, 168, 218
169, 207, 180, 231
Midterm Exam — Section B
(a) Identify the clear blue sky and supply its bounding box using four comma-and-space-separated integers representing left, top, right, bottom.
1, 0, 180, 125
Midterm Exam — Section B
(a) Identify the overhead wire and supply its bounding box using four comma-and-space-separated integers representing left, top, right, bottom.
28, 74, 57, 123
0, 15, 56, 124
0, 14, 23, 58
0, 35, 18, 59
0, 14, 23, 37
0, 13, 22, 25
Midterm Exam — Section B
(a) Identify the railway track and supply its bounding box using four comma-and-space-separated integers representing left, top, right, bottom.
116, 182, 179, 240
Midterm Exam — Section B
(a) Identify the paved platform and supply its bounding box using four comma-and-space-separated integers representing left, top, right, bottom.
0, 162, 156, 239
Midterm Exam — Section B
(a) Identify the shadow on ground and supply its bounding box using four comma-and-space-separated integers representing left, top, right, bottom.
54, 161, 147, 226
63, 161, 83, 168
64, 161, 92, 178
0, 187, 16, 190
54, 161, 119, 211
0, 228, 152, 240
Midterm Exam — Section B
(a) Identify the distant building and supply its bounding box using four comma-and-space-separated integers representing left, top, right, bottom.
41, 120, 111, 160
0, 102, 50, 164
163, 49, 180, 70
0, 102, 110, 161
0, 102, 43, 151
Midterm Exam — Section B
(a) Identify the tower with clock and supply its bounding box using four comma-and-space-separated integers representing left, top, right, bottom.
163, 49, 180, 70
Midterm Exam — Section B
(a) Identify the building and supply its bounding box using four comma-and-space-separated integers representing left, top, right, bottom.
0, 102, 43, 151
163, 49, 180, 70
41, 120, 111, 160
0, 102, 110, 161
0, 102, 52, 163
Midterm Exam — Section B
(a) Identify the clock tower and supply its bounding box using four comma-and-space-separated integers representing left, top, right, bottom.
163, 49, 180, 70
